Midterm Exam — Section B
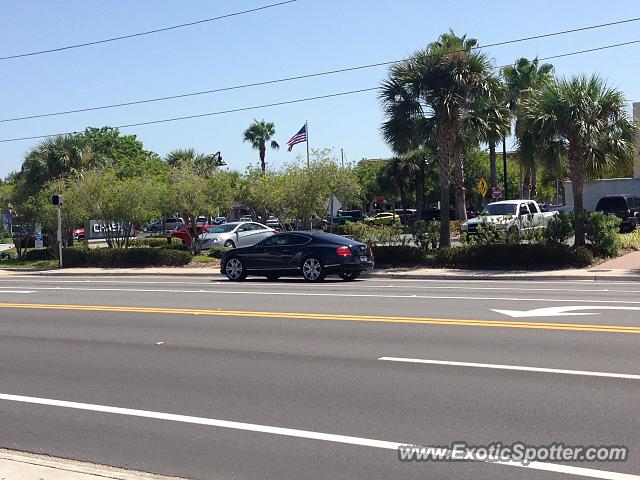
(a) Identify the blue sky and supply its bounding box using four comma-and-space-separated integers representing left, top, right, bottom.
1, 0, 639, 178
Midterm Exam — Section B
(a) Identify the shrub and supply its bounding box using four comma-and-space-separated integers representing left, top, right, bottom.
544, 212, 575, 245
584, 212, 621, 257
371, 245, 425, 265
161, 243, 191, 251
429, 244, 593, 269
62, 247, 191, 267
129, 237, 180, 248
340, 222, 406, 246
410, 220, 439, 250
619, 229, 640, 251
207, 246, 230, 259
22, 248, 56, 261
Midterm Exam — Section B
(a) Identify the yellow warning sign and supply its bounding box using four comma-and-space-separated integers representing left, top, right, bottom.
477, 177, 489, 197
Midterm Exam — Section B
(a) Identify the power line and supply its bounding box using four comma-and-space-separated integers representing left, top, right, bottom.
2, 16, 640, 124
0, 88, 379, 143
0, 0, 298, 61
1, 38, 638, 144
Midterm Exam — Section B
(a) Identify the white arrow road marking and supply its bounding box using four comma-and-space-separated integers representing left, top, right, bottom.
0, 392, 637, 479
493, 306, 640, 318
378, 357, 640, 380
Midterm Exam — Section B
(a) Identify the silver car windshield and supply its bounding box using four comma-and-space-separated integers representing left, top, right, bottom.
210, 224, 236, 233
481, 204, 517, 216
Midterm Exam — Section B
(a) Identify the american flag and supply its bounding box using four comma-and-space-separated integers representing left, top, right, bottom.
287, 124, 307, 151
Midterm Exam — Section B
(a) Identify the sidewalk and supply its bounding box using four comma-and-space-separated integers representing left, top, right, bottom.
1, 252, 638, 281
0, 449, 185, 480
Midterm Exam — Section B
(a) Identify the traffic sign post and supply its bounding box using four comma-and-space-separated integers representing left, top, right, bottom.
52, 195, 63, 268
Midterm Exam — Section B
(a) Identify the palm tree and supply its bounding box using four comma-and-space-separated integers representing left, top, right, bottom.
381, 30, 492, 246
524, 75, 637, 246
379, 157, 415, 213
21, 134, 96, 194
469, 75, 512, 189
503, 57, 554, 199
243, 120, 280, 173
165, 148, 222, 175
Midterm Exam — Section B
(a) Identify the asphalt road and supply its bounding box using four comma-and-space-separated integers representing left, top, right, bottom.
0, 274, 639, 480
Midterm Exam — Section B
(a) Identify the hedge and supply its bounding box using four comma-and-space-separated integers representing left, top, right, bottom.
428, 244, 593, 269
129, 237, 181, 248
22, 248, 57, 261
62, 247, 191, 267
371, 245, 426, 265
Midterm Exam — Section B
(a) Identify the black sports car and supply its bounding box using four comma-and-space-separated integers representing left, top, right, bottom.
220, 232, 374, 282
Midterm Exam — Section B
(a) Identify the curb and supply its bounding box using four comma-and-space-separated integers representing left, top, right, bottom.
0, 448, 186, 480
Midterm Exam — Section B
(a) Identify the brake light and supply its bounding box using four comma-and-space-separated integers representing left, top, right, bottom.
336, 246, 351, 257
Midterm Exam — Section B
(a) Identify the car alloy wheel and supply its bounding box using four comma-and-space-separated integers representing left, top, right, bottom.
224, 240, 235, 248
225, 258, 246, 281
302, 257, 324, 282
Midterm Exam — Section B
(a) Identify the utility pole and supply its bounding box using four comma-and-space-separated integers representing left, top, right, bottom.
502, 137, 508, 200
305, 120, 310, 167
52, 194, 63, 268
341, 149, 344, 168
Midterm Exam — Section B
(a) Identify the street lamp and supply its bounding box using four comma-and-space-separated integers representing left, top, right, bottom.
210, 151, 226, 167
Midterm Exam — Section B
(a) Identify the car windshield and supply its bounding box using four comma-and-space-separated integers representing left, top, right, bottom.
481, 204, 517, 216
209, 224, 236, 233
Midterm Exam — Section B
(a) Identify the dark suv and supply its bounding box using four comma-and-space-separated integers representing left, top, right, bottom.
595, 195, 640, 232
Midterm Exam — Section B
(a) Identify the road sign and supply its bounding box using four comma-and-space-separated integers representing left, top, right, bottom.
477, 178, 489, 197
492, 186, 502, 199
34, 234, 44, 250
375, 193, 384, 204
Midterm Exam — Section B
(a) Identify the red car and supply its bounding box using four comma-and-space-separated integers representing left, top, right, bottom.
172, 224, 211, 246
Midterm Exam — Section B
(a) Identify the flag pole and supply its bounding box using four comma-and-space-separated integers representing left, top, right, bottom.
305, 120, 310, 167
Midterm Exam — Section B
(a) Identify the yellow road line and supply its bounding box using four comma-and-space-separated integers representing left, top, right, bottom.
0, 302, 638, 334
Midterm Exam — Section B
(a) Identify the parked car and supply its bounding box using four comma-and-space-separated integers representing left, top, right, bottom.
265, 216, 281, 229
212, 217, 227, 225
172, 223, 211, 246
220, 231, 374, 282
239, 215, 253, 222
72, 227, 85, 241
337, 209, 363, 222
549, 205, 574, 214
364, 212, 401, 226
200, 222, 275, 249
394, 209, 417, 225
148, 218, 184, 233
461, 200, 558, 237
595, 195, 640, 232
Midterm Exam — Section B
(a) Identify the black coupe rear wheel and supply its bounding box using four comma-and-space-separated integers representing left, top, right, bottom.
225, 257, 247, 281
302, 257, 325, 282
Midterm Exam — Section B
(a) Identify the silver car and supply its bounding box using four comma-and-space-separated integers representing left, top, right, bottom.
200, 222, 275, 249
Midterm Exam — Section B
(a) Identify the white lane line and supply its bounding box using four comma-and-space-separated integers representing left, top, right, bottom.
2, 285, 640, 305
0, 392, 637, 480
378, 357, 640, 380
0, 291, 34, 294
2, 279, 638, 293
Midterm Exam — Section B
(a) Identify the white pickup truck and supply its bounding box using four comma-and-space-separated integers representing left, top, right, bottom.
461, 200, 558, 237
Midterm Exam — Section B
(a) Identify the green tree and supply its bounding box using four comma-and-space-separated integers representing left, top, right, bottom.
503, 57, 554, 199
382, 30, 492, 246
243, 120, 280, 173
524, 75, 637, 246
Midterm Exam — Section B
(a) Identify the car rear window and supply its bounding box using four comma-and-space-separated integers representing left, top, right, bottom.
596, 197, 627, 211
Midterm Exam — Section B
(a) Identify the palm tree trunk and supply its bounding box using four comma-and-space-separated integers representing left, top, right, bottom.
454, 148, 468, 222
437, 127, 455, 248
569, 150, 586, 247
530, 161, 538, 199
489, 141, 497, 188
415, 157, 425, 220
259, 144, 266, 173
